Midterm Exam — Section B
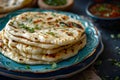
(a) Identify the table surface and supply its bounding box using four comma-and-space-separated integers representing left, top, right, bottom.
0, 0, 120, 80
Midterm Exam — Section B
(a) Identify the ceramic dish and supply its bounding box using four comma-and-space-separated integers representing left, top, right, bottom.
0, 8, 102, 79
86, 2, 120, 27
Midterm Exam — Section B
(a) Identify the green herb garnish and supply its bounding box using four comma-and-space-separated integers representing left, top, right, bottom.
19, 24, 35, 33
51, 13, 56, 16
98, 6, 106, 11
51, 63, 57, 69
110, 34, 115, 38
118, 52, 120, 55
108, 59, 120, 67
29, 28, 35, 33
117, 34, 120, 38
110, 34, 120, 39
97, 4, 107, 11
60, 22, 68, 27
47, 32, 55, 36
25, 65, 30, 69
35, 25, 41, 29
114, 76, 120, 80
44, 0, 67, 6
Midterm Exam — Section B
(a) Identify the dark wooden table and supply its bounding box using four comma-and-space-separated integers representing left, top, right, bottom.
0, 0, 120, 80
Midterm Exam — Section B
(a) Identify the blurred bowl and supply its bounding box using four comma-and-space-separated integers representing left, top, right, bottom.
86, 2, 120, 27
38, 0, 74, 11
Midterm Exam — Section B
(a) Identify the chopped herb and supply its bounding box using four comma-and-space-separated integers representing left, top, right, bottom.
114, 76, 120, 80
35, 25, 41, 29
72, 22, 83, 29
110, 34, 115, 38
72, 22, 78, 27
74, 56, 79, 63
51, 13, 56, 16
51, 63, 57, 69
114, 62, 120, 67
98, 5, 106, 11
60, 24, 65, 27
108, 58, 117, 63
29, 28, 35, 33
25, 65, 30, 69
108, 59, 120, 67
110, 34, 120, 39
118, 52, 120, 55
47, 32, 55, 36
117, 34, 120, 38
19, 23, 27, 28
35, 25, 40, 29
60, 22, 68, 27
19, 24, 35, 33
44, 0, 67, 6
42, 22, 46, 24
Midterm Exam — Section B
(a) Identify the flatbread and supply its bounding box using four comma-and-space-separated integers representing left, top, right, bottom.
5, 12, 85, 46
0, 12, 87, 64
0, 45, 51, 64
1, 29, 86, 55
0, 37, 86, 64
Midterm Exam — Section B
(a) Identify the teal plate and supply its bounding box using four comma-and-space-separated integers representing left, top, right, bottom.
0, 8, 101, 78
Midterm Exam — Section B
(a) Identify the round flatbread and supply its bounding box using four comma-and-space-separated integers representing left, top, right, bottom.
0, 37, 86, 64
5, 12, 85, 46
0, 12, 87, 64
2, 29, 86, 54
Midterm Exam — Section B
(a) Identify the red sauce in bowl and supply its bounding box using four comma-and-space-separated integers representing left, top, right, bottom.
89, 3, 120, 18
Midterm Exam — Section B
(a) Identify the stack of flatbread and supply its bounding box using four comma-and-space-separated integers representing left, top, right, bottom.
0, 12, 86, 64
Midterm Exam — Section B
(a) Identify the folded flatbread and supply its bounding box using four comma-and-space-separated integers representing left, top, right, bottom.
0, 12, 87, 64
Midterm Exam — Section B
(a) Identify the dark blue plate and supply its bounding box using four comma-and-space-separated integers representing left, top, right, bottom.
0, 41, 103, 80
86, 2, 120, 27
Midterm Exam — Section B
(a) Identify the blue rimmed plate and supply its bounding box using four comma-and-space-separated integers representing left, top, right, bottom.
0, 8, 102, 79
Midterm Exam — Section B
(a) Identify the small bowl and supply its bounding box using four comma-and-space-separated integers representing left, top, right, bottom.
38, 0, 74, 11
86, 2, 120, 28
